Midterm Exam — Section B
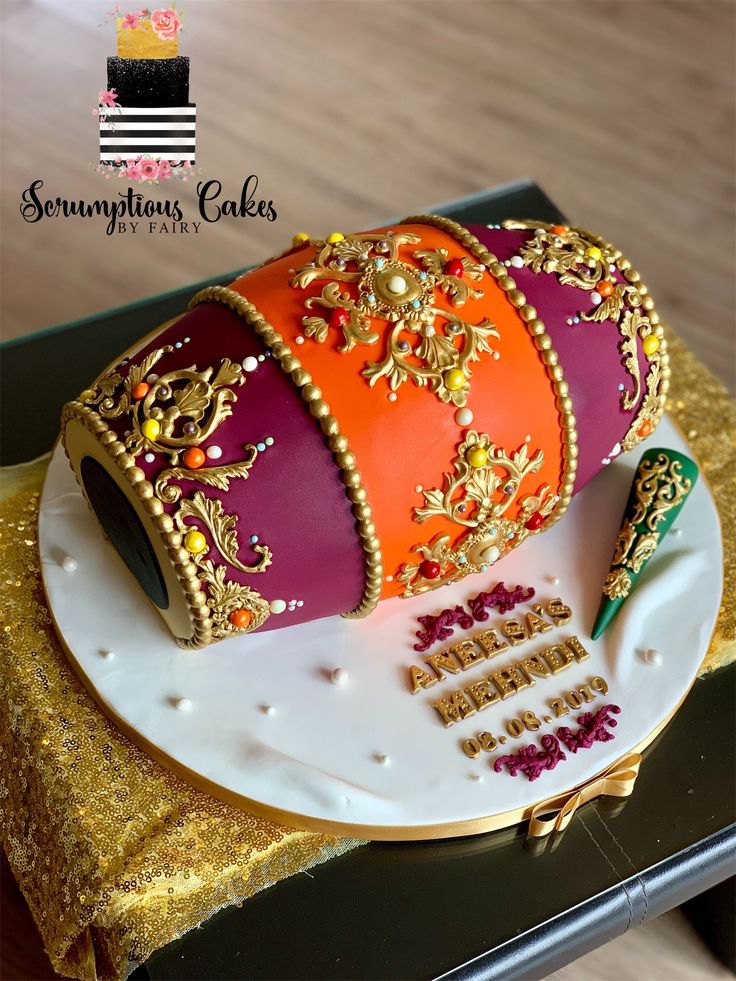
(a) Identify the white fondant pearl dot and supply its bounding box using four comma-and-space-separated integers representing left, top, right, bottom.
174, 697, 192, 712
376, 754, 390, 765
270, 599, 287, 614
242, 356, 259, 372
206, 445, 223, 460
670, 527, 683, 537
386, 275, 407, 294
61, 556, 78, 573
331, 667, 349, 687
184, 337, 191, 343
146, 373, 159, 383
510, 255, 524, 268
643, 648, 663, 667
455, 407, 474, 427
525, 434, 531, 443
424, 325, 436, 337
100, 649, 115, 660
296, 600, 304, 607
258, 354, 266, 362
264, 436, 274, 446
492, 351, 500, 360
590, 292, 602, 306
262, 704, 276, 716
385, 575, 394, 582
610, 443, 621, 457
470, 773, 483, 782
602, 457, 611, 465
415, 484, 423, 493
610, 264, 617, 273
387, 392, 398, 403
547, 575, 560, 585
504, 259, 511, 267
295, 335, 305, 345
144, 452, 156, 463
618, 383, 625, 391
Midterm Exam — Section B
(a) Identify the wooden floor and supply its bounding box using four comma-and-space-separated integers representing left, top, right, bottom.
1, 1, 734, 978
1, 0, 734, 390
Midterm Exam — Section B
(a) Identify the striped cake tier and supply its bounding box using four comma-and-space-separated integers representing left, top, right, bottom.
99, 105, 196, 163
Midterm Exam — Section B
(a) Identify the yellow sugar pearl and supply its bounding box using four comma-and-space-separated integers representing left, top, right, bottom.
184, 530, 207, 554
141, 419, 160, 440
326, 232, 344, 244
292, 232, 310, 247
444, 368, 466, 392
466, 446, 488, 469
642, 334, 660, 357
585, 246, 602, 261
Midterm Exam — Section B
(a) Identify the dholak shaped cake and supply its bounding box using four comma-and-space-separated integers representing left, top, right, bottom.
61, 216, 669, 648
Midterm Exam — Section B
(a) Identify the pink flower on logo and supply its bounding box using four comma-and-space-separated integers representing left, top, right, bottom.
139, 158, 160, 180
150, 7, 182, 41
157, 159, 173, 180
126, 162, 143, 180
121, 11, 139, 29
182, 160, 192, 170
99, 88, 119, 108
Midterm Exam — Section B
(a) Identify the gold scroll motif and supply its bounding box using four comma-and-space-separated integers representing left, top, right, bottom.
290, 233, 499, 406
502, 220, 664, 442
398, 431, 557, 596
81, 348, 245, 464
602, 452, 693, 599
81, 347, 274, 637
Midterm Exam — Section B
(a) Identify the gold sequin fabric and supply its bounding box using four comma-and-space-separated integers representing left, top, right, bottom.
0, 334, 733, 981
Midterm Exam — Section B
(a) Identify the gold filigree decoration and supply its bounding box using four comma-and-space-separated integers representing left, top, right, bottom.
628, 531, 660, 573
196, 559, 271, 639
81, 348, 245, 464
503, 219, 620, 293
603, 567, 632, 599
611, 520, 636, 566
630, 452, 693, 530
397, 431, 557, 596
174, 490, 272, 575
290, 232, 498, 406
155, 443, 259, 504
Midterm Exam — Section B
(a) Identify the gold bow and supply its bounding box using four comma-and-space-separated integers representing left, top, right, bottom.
528, 752, 642, 837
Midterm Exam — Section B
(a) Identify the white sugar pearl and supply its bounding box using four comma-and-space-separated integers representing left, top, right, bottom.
387, 392, 398, 403
184, 337, 191, 343
100, 649, 115, 660
262, 704, 276, 716
375, 754, 390, 765
602, 457, 611, 465
174, 697, 192, 712
385, 574, 394, 582
295, 335, 305, 345
670, 527, 683, 537
610, 442, 621, 457
206, 445, 222, 460
510, 255, 524, 268
591, 292, 602, 306
470, 773, 483, 782
270, 599, 287, 614
242, 356, 259, 372
144, 452, 156, 463
264, 436, 274, 446
146, 373, 159, 383
455, 407, 473, 426
414, 484, 423, 493
642, 648, 663, 667
424, 325, 436, 337
296, 600, 304, 607
386, 275, 406, 294
331, 667, 349, 687
546, 575, 560, 585
492, 351, 500, 360
61, 556, 78, 573
525, 434, 531, 443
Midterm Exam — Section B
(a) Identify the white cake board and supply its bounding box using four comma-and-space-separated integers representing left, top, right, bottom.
39, 416, 722, 839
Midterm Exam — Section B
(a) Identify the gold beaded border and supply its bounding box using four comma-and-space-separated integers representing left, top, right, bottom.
60, 401, 217, 649
188, 285, 384, 619
572, 224, 671, 450
403, 214, 578, 528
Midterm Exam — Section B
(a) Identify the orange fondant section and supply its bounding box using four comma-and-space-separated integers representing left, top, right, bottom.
229, 224, 563, 598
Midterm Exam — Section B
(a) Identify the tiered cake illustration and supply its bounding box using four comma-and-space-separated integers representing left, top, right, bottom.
98, 7, 195, 169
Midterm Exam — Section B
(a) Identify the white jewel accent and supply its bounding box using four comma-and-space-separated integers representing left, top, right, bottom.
270, 599, 287, 614
454, 408, 473, 426
386, 275, 407, 294
510, 256, 524, 268
480, 545, 500, 564
144, 452, 156, 463
331, 668, 349, 687
205, 445, 223, 460
242, 356, 259, 372
61, 556, 78, 573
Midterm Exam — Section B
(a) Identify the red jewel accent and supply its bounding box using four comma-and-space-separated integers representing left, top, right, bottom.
525, 512, 544, 531
229, 609, 252, 629
419, 560, 441, 580
182, 447, 206, 469
330, 307, 350, 328
443, 258, 464, 278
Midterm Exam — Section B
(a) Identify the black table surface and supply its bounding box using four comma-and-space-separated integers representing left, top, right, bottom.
2, 181, 734, 980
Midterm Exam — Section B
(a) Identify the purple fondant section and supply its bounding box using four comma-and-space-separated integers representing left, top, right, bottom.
102, 303, 365, 632
467, 225, 650, 491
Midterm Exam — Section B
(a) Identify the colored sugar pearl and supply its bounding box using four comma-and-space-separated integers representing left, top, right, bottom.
525, 512, 544, 530
229, 609, 252, 629
141, 419, 160, 440
643, 334, 660, 356
419, 560, 441, 580
598, 280, 615, 297
206, 445, 222, 460
444, 368, 465, 391
242, 356, 259, 372
443, 258, 464, 278
330, 307, 349, 329
292, 232, 310, 246
256, 442, 266, 452
264, 436, 274, 446
182, 447, 205, 469
183, 422, 197, 436
585, 246, 602, 261
326, 232, 344, 244
184, 530, 207, 554
131, 382, 150, 400
466, 446, 488, 469
638, 419, 653, 438
550, 225, 567, 236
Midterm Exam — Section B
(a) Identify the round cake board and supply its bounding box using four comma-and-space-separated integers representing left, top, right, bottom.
39, 416, 722, 840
